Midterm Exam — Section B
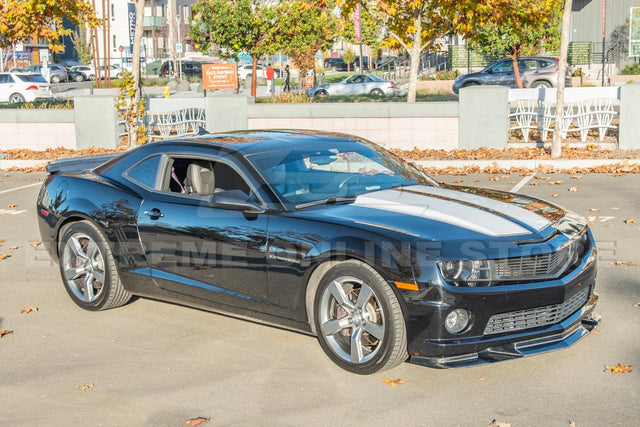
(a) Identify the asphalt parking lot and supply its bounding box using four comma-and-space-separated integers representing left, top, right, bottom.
0, 170, 638, 426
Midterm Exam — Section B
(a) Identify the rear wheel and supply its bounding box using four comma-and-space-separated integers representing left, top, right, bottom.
89, 74, 95, 80
74, 74, 84, 82
58, 221, 131, 311
9, 93, 25, 103
532, 80, 552, 88
50, 75, 60, 84
370, 88, 384, 96
314, 260, 407, 374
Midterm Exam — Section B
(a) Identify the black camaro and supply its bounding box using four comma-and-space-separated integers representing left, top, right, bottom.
37, 130, 600, 374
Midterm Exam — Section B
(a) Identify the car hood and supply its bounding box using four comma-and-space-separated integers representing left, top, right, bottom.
296, 185, 575, 242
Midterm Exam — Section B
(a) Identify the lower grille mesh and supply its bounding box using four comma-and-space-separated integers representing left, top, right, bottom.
484, 287, 590, 335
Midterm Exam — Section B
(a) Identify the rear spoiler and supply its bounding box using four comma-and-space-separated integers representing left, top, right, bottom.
46, 153, 121, 174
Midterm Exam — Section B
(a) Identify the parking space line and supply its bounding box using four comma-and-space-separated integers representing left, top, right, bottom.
0, 182, 41, 195
510, 172, 536, 193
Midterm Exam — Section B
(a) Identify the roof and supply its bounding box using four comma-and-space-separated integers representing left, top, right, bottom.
162, 129, 365, 155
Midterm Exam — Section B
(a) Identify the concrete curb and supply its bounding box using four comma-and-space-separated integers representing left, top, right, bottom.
2, 158, 640, 171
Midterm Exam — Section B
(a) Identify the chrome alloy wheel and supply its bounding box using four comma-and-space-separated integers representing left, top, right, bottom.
61, 232, 106, 303
318, 276, 385, 364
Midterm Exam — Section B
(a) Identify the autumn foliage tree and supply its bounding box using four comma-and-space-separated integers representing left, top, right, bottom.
272, 1, 337, 87
190, 0, 277, 97
465, 0, 562, 89
0, 0, 100, 52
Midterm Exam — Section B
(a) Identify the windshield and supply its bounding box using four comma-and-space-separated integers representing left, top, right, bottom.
16, 74, 47, 83
246, 138, 437, 208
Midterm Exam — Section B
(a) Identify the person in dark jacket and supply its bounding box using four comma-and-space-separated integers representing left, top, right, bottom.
283, 64, 290, 92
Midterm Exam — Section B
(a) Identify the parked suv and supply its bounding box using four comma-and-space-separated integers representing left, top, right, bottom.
452, 56, 561, 93
159, 60, 210, 78
0, 72, 53, 103
24, 64, 68, 83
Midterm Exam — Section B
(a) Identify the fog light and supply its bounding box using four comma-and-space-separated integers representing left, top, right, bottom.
445, 309, 471, 334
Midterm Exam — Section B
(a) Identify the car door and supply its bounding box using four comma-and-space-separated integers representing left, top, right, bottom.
136, 152, 271, 310
0, 74, 12, 102
485, 60, 515, 87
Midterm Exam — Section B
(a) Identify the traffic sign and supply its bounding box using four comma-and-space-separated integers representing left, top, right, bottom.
118, 45, 124, 53
176, 43, 183, 53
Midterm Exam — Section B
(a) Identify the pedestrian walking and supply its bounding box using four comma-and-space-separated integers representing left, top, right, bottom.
266, 63, 275, 96
283, 64, 290, 93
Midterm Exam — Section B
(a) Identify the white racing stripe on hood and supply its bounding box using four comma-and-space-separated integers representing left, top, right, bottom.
411, 185, 552, 231
353, 186, 533, 237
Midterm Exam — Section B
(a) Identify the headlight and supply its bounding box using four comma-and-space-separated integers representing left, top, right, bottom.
438, 259, 493, 287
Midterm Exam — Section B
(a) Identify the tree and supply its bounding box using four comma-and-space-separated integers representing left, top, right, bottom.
70, 30, 92, 65
190, 0, 276, 97
0, 0, 100, 52
343, 49, 356, 72
273, 0, 337, 87
465, 0, 562, 89
340, 4, 382, 69
552, 0, 572, 158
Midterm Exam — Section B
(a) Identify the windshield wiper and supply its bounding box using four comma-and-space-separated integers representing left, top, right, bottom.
295, 196, 357, 210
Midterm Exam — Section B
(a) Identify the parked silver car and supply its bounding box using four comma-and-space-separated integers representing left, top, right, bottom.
308, 73, 399, 97
452, 57, 561, 94
24, 64, 68, 83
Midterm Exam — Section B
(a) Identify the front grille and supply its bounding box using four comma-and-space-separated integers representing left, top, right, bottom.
484, 287, 590, 335
494, 246, 570, 279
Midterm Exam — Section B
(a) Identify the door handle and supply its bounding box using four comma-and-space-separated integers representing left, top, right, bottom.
143, 208, 164, 219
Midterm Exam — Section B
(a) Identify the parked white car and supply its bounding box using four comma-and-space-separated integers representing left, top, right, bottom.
71, 66, 95, 80
0, 72, 53, 103
237, 64, 266, 80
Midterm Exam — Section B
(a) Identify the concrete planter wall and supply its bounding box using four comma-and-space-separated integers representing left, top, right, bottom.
0, 109, 76, 150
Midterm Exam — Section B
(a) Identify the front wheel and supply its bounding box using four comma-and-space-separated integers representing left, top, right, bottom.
74, 74, 84, 82
314, 89, 328, 97
9, 93, 25, 103
314, 260, 407, 374
58, 221, 131, 311
50, 75, 60, 84
531, 80, 552, 88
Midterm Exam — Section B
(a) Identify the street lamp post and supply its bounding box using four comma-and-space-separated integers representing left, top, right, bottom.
176, 15, 182, 81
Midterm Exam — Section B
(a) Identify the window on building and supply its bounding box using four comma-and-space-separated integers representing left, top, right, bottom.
111, 4, 115, 20
113, 35, 117, 51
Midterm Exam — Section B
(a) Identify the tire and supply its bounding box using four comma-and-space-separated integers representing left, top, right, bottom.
314, 89, 328, 97
9, 93, 25, 103
50, 75, 60, 84
370, 88, 384, 96
313, 260, 407, 374
74, 74, 84, 82
58, 221, 131, 311
89, 74, 95, 80
462, 81, 479, 88
532, 80, 552, 88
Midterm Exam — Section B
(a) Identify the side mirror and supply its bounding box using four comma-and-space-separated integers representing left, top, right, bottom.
208, 190, 265, 214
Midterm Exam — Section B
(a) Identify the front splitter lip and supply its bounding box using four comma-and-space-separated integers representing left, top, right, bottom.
410, 293, 600, 369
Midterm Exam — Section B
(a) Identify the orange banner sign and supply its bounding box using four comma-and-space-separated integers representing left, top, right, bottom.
202, 63, 238, 90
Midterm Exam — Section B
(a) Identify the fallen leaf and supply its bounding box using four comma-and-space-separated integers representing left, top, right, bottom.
0, 253, 9, 260
632, 302, 640, 308
477, 376, 485, 381
9, 246, 17, 250
569, 421, 576, 427
612, 261, 638, 266
30, 241, 39, 248
0, 239, 5, 243
383, 378, 405, 387
551, 194, 559, 197
7, 203, 16, 208
624, 218, 636, 224
611, 207, 619, 210
530, 181, 539, 186
571, 175, 583, 179
603, 364, 633, 374
568, 186, 578, 192
75, 383, 94, 391
0, 330, 13, 338
185, 417, 211, 426
488, 421, 511, 427
20, 307, 38, 314
451, 179, 463, 184
589, 208, 600, 212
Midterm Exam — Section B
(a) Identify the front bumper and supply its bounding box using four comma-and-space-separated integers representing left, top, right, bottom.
410, 292, 599, 368
405, 243, 599, 367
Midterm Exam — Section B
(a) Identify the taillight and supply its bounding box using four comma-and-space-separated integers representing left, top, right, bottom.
26, 85, 38, 90
389, 81, 396, 88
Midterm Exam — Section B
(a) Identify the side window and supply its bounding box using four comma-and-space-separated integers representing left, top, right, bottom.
0, 74, 10, 84
538, 60, 554, 69
162, 157, 253, 198
520, 60, 537, 70
126, 155, 161, 189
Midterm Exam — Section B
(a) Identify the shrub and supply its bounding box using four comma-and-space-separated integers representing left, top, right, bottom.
421, 70, 460, 81
571, 67, 584, 77
0, 99, 74, 109
621, 63, 640, 75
